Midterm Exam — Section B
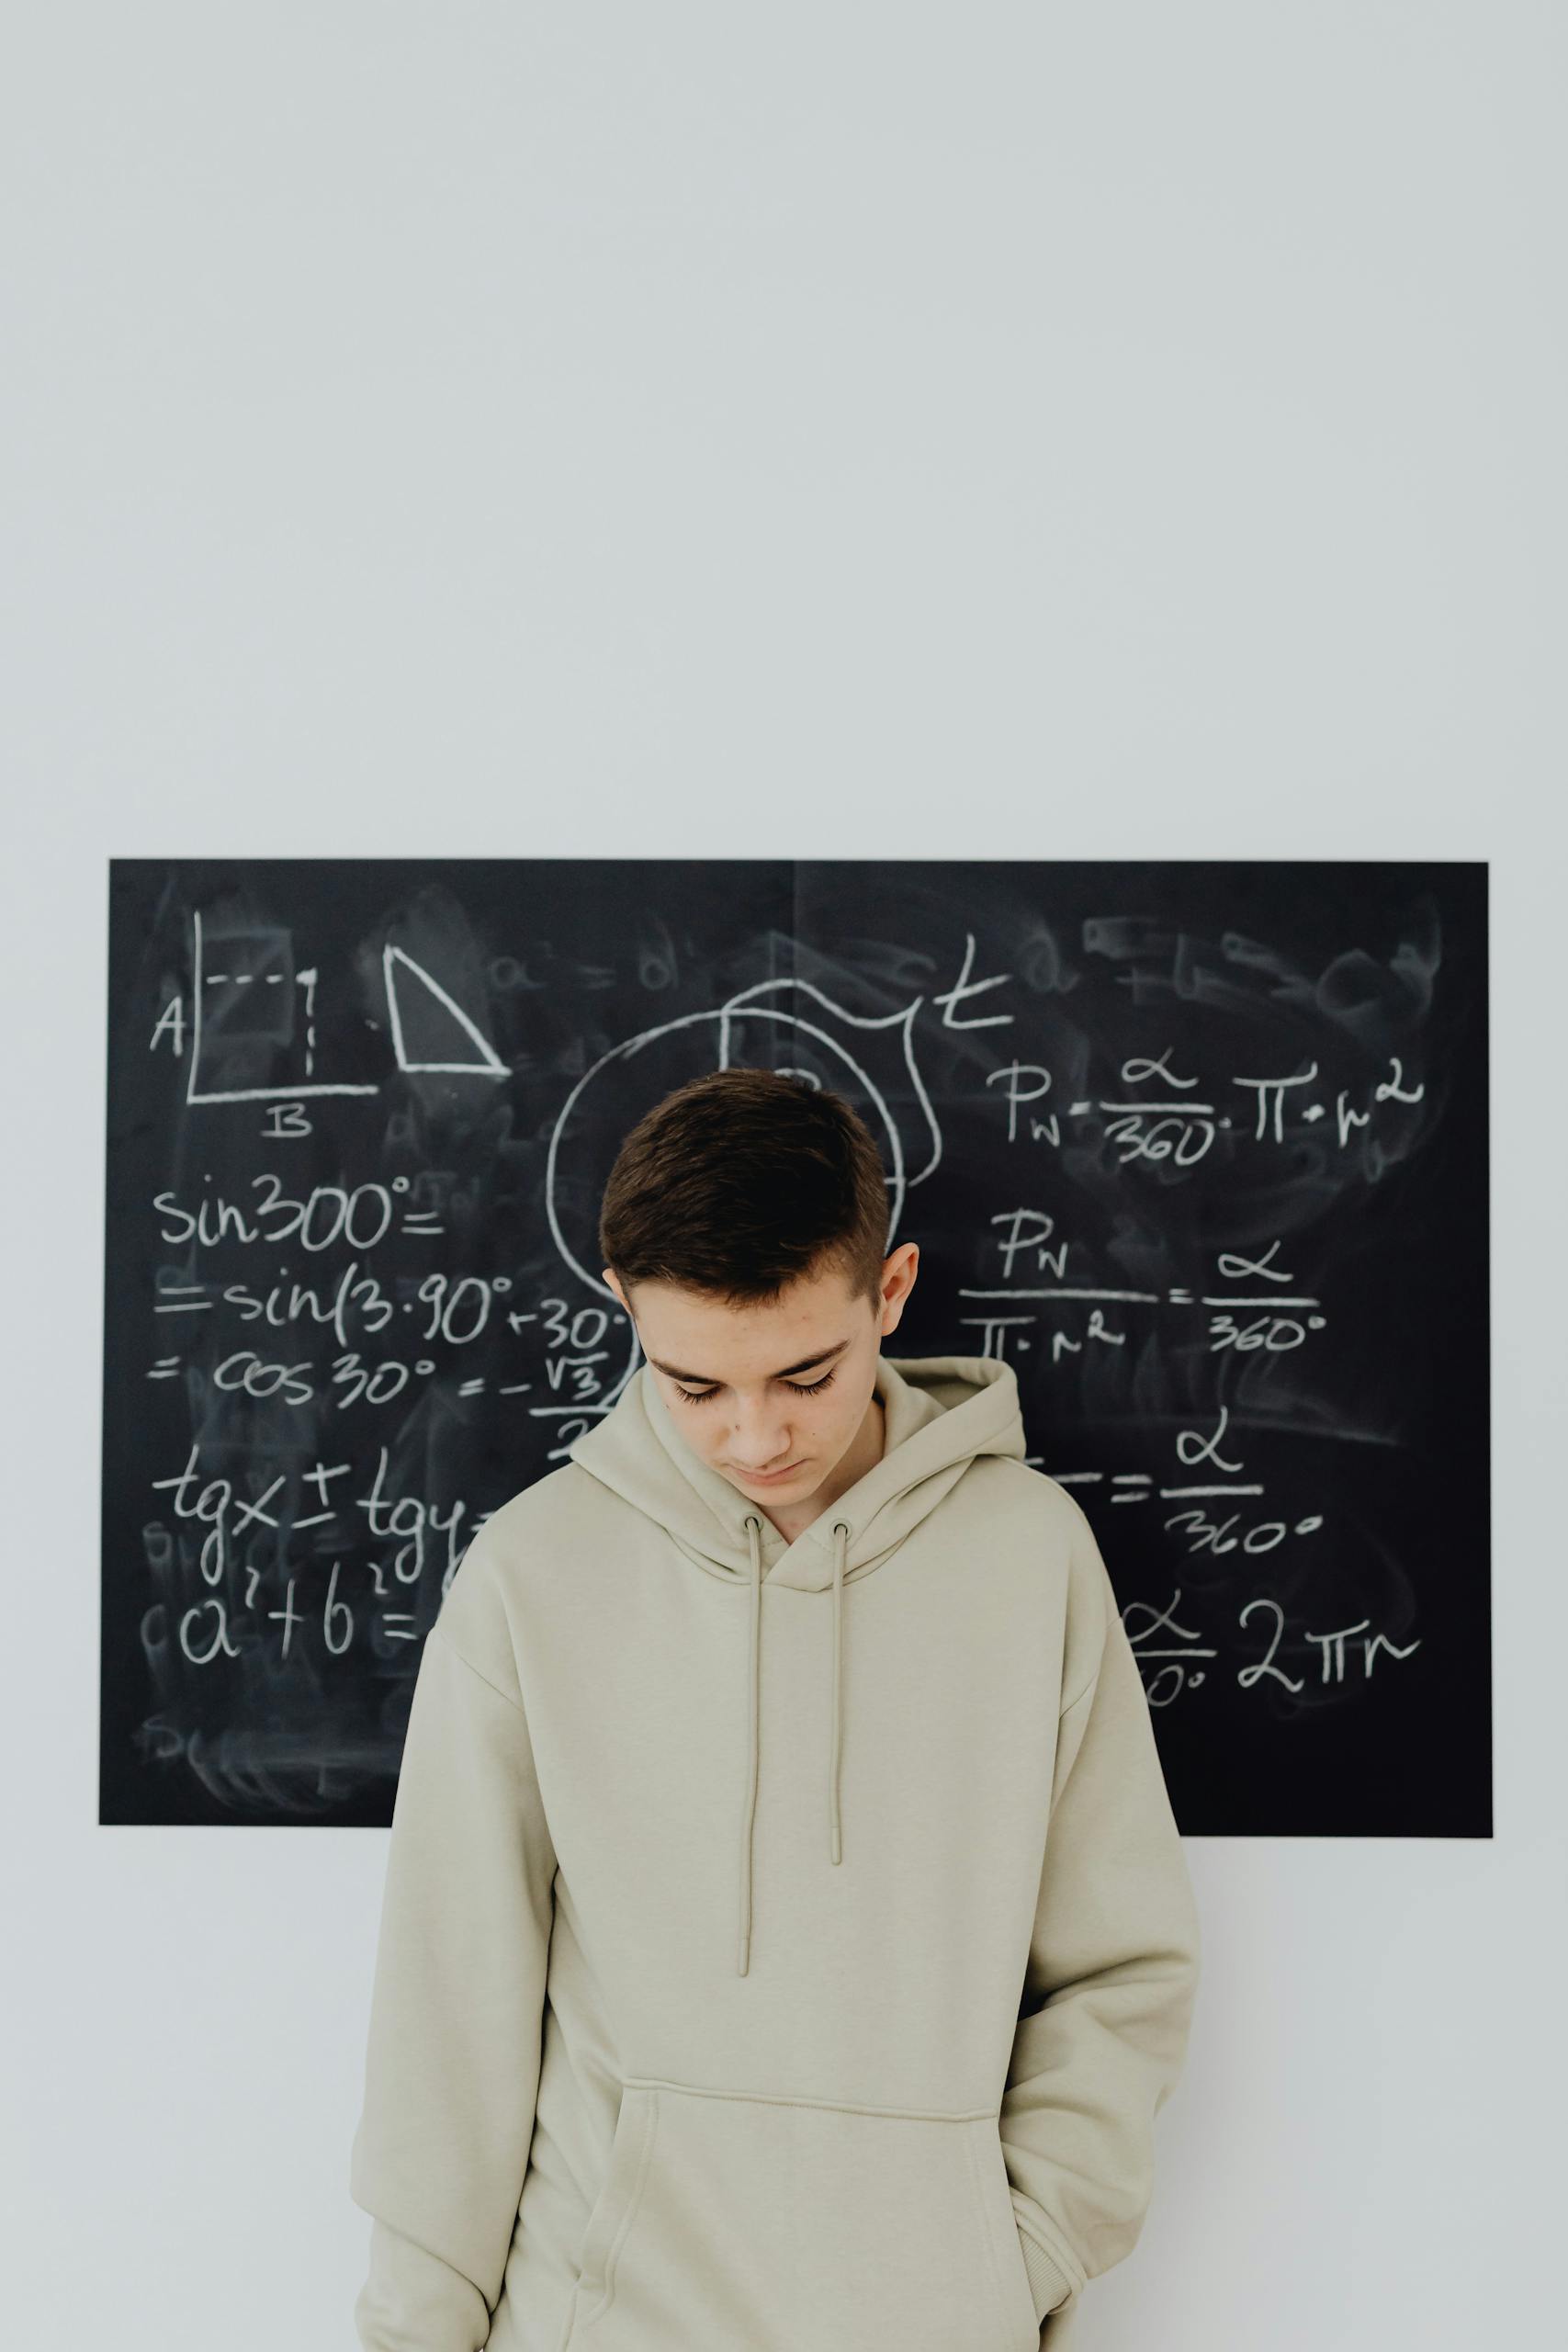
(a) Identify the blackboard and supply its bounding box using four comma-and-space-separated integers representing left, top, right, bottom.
101, 857, 1490, 1837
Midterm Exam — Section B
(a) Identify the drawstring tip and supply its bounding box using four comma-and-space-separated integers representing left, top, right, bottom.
737, 1934, 750, 1976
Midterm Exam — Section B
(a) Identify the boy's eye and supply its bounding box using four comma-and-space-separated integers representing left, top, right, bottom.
672, 1370, 838, 1408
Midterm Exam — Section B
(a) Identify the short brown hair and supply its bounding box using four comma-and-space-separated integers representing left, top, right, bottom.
599, 1068, 891, 1312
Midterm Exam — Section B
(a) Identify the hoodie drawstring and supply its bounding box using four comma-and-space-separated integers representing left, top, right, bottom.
737, 1514, 762, 1977
736, 1512, 850, 1977
828, 1517, 846, 1867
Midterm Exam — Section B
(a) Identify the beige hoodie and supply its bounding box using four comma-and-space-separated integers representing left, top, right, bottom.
349, 1352, 1201, 2352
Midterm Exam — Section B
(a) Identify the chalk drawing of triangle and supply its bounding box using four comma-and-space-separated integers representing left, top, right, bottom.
383, 944, 508, 1076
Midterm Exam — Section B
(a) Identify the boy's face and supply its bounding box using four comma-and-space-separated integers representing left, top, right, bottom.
604, 1245, 918, 1515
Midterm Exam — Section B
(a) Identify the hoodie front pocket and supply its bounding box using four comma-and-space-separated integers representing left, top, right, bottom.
565, 2085, 660, 2336
563, 2078, 1041, 2352
968, 2120, 1046, 2348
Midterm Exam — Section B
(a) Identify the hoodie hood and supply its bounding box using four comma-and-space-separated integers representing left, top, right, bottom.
569, 1352, 1027, 1973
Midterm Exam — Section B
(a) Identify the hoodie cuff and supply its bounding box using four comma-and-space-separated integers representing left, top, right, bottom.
1019, 2228, 1077, 2324
353, 2215, 490, 2352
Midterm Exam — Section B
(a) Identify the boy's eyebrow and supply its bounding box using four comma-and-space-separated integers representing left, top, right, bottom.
645, 1337, 854, 1388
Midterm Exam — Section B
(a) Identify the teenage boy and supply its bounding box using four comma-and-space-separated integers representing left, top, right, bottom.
350, 1068, 1201, 2351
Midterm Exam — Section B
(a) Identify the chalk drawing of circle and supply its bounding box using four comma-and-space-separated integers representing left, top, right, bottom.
543, 999, 925, 1397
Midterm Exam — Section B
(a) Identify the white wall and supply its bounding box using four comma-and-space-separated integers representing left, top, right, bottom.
4, 6, 1563, 2346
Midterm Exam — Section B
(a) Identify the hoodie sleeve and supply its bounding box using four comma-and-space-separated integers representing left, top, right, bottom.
999, 1495, 1202, 2336
349, 1546, 557, 2352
